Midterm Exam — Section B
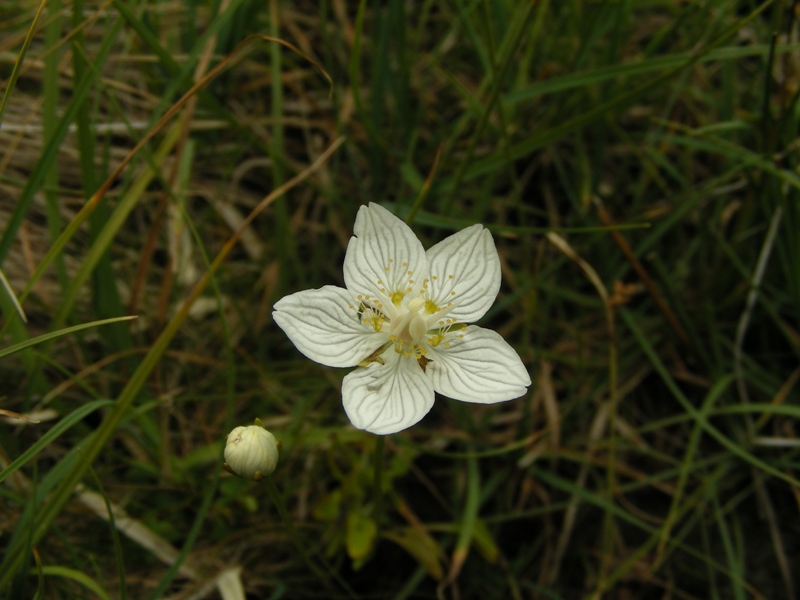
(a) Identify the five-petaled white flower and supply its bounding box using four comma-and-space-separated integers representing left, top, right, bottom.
273, 203, 530, 435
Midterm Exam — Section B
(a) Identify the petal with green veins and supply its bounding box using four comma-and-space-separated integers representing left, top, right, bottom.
425, 224, 501, 323
342, 351, 435, 434
426, 326, 530, 403
344, 203, 427, 312
273, 285, 387, 368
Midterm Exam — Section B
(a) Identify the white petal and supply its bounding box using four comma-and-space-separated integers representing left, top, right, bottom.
343, 204, 428, 311
273, 286, 387, 368
426, 325, 530, 404
342, 350, 434, 434
425, 224, 500, 323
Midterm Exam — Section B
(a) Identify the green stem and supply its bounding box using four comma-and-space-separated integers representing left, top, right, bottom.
446, 455, 480, 586
263, 477, 355, 597
373, 435, 386, 531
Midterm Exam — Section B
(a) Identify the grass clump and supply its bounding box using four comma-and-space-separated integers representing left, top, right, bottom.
1, 0, 799, 598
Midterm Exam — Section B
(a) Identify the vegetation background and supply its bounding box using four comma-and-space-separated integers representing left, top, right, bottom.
1, 0, 799, 598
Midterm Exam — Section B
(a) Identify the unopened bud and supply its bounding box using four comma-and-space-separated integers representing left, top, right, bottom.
223, 420, 279, 481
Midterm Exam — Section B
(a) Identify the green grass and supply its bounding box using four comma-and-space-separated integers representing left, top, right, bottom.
1, 0, 799, 598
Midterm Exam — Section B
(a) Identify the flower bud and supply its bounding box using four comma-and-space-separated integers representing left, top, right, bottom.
223, 420, 279, 481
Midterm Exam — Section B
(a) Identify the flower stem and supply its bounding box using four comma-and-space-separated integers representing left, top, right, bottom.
263, 476, 355, 597
373, 435, 385, 532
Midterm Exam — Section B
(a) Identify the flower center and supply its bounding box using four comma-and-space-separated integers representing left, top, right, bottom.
356, 257, 466, 361
389, 297, 429, 358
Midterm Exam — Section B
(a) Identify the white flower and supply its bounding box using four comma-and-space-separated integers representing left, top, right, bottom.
224, 422, 280, 480
273, 203, 531, 435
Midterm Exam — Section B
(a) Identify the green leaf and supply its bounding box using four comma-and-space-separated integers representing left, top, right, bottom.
383, 526, 444, 581
312, 489, 342, 522
346, 511, 377, 567
0, 317, 136, 361
0, 399, 114, 484
36, 566, 112, 600
471, 519, 499, 564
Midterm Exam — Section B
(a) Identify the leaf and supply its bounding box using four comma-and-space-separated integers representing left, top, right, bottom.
0, 399, 114, 484
312, 489, 342, 521
346, 511, 377, 568
383, 526, 444, 581
36, 566, 112, 600
0, 409, 39, 423
0, 316, 137, 360
471, 519, 499, 564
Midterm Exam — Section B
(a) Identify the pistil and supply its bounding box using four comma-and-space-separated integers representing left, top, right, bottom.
389, 297, 429, 357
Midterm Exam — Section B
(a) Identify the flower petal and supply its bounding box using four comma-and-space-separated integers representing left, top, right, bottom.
425, 224, 500, 323
343, 203, 428, 312
426, 325, 530, 403
273, 285, 387, 368
342, 350, 434, 434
